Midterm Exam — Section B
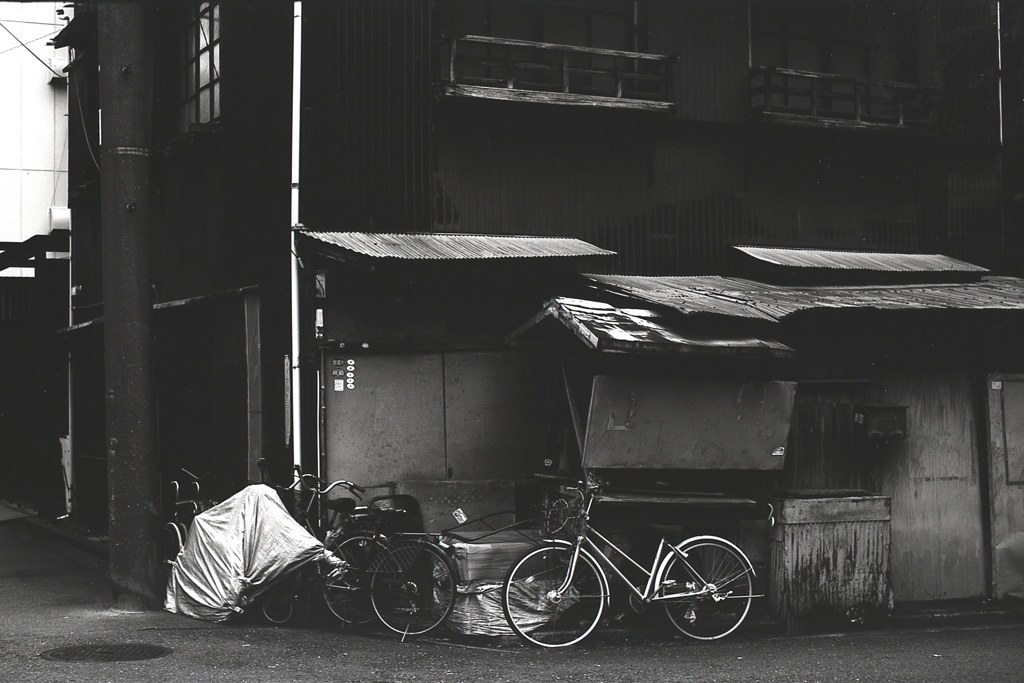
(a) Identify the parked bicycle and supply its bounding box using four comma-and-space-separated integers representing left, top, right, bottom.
258, 464, 459, 638
161, 468, 216, 566
501, 474, 758, 648
322, 493, 460, 637
257, 465, 364, 625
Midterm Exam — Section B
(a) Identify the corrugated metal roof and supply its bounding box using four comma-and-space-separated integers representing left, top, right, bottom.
734, 246, 989, 273
587, 274, 1024, 322
300, 231, 615, 260
509, 296, 795, 357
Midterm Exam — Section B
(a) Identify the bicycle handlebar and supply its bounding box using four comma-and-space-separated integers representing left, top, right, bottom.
532, 472, 601, 494
257, 459, 366, 497
284, 471, 365, 497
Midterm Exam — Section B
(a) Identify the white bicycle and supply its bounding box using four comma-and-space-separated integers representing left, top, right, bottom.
501, 475, 758, 648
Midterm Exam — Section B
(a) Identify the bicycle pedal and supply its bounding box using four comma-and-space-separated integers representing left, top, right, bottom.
326, 566, 348, 581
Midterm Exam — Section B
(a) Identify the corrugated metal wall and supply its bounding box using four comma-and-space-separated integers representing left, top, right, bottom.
299, 0, 1007, 275
301, 1, 435, 233
648, 0, 749, 124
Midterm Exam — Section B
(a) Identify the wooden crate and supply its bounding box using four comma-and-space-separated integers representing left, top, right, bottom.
770, 495, 893, 633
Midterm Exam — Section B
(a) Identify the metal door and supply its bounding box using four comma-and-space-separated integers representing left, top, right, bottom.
987, 374, 1024, 599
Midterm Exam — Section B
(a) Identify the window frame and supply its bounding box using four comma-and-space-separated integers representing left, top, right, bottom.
174, 1, 220, 136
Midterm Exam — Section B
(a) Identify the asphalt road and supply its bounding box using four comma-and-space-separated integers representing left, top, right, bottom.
1, 517, 1022, 683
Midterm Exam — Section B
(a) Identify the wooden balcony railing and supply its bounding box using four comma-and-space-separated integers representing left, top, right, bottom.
750, 66, 938, 131
441, 35, 675, 112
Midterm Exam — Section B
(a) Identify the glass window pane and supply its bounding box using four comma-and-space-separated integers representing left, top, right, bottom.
199, 50, 211, 87
211, 3, 220, 41
212, 82, 220, 120
212, 43, 220, 81
199, 14, 210, 50
199, 87, 211, 123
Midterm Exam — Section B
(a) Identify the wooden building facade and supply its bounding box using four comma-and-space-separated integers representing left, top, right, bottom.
52, 0, 1024, 611
295, 0, 1019, 605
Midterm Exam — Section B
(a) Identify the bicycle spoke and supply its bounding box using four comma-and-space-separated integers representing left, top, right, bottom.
322, 534, 375, 625
502, 544, 605, 648
662, 540, 753, 640
370, 538, 456, 636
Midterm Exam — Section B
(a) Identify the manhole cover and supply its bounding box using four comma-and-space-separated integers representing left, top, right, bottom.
40, 643, 172, 662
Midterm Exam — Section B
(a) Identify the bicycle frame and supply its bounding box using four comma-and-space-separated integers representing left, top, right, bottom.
575, 528, 758, 605
552, 482, 758, 607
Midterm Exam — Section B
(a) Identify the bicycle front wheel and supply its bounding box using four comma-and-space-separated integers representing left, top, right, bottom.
502, 544, 606, 648
369, 538, 456, 636
160, 522, 186, 565
661, 538, 753, 640
322, 534, 375, 625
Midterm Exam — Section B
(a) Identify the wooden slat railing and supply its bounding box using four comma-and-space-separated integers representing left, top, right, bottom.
750, 66, 938, 130
442, 35, 675, 112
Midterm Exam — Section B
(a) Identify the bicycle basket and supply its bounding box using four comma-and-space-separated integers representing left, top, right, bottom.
367, 494, 424, 534
542, 497, 585, 537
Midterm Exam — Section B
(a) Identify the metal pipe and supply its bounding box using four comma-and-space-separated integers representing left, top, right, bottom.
290, 1, 303, 473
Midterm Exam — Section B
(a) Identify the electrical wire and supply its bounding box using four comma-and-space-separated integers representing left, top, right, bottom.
0, 27, 60, 57
73, 73, 100, 172
0, 20, 64, 78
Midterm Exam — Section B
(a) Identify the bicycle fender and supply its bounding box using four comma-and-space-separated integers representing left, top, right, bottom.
653, 535, 756, 589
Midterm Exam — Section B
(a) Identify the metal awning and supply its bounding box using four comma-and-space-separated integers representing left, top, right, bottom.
297, 231, 615, 264
732, 246, 989, 274
587, 274, 1024, 323
507, 296, 795, 357
0, 229, 70, 273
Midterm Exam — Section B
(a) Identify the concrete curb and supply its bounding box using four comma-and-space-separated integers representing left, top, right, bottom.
19, 511, 110, 562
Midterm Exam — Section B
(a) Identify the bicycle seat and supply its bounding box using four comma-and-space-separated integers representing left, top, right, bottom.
324, 498, 357, 515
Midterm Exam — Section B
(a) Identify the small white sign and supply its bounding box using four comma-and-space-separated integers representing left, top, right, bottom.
334, 379, 345, 392
452, 508, 468, 524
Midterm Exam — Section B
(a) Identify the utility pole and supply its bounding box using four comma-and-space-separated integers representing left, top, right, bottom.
97, 2, 161, 608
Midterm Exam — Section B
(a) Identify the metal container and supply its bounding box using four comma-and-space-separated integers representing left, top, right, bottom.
770, 492, 893, 633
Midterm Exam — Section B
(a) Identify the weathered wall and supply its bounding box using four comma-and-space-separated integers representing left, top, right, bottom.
874, 370, 986, 601
321, 350, 554, 488
986, 374, 1024, 598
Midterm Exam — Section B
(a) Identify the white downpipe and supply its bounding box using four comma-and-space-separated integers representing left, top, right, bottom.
289, 1, 303, 473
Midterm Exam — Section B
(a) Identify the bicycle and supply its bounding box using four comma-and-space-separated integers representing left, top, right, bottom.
501, 474, 758, 648
322, 493, 460, 638
160, 468, 216, 566
258, 466, 459, 638
257, 466, 365, 626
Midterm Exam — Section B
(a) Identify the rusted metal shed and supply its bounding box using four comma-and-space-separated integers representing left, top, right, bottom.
507, 296, 794, 358
582, 256, 1024, 609
769, 493, 892, 633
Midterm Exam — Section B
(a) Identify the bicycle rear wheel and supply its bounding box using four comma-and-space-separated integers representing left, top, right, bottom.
322, 534, 375, 625
502, 543, 606, 648
369, 538, 456, 636
261, 575, 298, 625
661, 538, 753, 640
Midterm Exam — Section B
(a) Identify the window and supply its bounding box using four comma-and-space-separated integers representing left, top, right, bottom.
751, 2, 915, 83
175, 1, 220, 135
